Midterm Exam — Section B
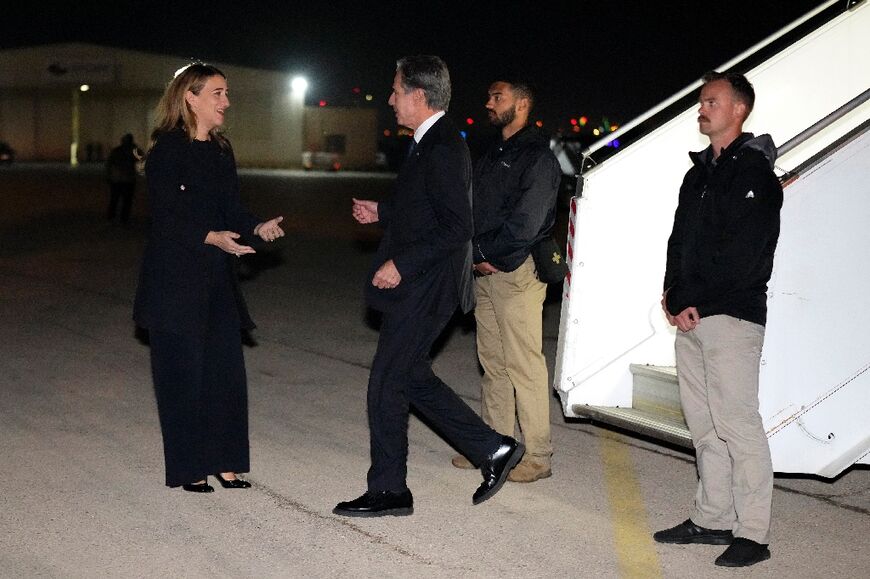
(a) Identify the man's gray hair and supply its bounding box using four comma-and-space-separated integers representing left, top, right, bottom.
396, 55, 451, 112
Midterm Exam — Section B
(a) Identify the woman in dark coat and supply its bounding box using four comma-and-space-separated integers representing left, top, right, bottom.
134, 63, 284, 492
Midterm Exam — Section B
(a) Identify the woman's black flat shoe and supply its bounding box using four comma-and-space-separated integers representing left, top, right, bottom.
182, 482, 215, 493
215, 473, 251, 489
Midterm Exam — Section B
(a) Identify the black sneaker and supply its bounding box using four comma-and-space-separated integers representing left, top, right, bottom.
715, 538, 771, 567
653, 519, 734, 545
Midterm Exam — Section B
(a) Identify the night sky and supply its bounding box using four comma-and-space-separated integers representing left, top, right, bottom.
2, 1, 824, 135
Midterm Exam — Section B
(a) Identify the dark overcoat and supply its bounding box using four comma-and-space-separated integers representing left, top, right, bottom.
134, 129, 260, 335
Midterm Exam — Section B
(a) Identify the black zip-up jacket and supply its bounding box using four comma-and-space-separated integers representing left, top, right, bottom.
664, 132, 783, 326
472, 126, 561, 272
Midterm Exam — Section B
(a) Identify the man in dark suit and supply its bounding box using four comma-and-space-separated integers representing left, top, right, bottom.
334, 55, 524, 517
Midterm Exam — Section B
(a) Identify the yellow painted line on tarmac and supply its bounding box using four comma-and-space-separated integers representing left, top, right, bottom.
600, 432, 663, 579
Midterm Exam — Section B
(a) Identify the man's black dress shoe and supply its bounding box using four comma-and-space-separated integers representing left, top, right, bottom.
472, 436, 525, 505
653, 519, 733, 545
715, 538, 770, 567
182, 482, 215, 493
333, 490, 413, 517
214, 473, 252, 488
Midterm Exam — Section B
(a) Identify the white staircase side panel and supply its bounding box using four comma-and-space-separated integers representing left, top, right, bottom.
760, 129, 870, 476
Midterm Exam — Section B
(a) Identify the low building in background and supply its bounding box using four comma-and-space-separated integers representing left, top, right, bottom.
303, 105, 378, 171
0, 43, 378, 169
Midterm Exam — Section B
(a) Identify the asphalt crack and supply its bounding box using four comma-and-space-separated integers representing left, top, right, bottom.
252, 480, 438, 568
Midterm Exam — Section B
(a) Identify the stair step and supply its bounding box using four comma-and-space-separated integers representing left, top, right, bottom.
629, 364, 683, 420
572, 404, 692, 448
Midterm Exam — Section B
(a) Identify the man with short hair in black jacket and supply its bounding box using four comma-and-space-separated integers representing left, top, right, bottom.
450, 78, 561, 483
655, 71, 783, 568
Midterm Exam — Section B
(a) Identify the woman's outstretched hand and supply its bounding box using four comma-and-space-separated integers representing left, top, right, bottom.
255, 216, 285, 242
206, 230, 256, 257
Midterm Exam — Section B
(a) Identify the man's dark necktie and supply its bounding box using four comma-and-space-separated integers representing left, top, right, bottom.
406, 139, 417, 159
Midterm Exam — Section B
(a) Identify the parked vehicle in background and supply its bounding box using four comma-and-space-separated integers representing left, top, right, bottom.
0, 141, 15, 164
302, 151, 341, 171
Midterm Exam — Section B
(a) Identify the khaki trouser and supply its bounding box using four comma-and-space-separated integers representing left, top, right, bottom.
474, 256, 552, 463
676, 314, 773, 544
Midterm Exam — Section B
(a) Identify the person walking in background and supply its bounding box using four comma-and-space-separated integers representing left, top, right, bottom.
655, 71, 783, 567
105, 133, 141, 224
334, 55, 524, 517
450, 78, 560, 483
133, 63, 284, 493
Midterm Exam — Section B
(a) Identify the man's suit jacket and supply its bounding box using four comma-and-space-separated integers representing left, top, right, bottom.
365, 115, 475, 316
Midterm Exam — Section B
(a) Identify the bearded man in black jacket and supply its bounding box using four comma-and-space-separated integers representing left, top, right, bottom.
654, 71, 783, 569
449, 79, 560, 483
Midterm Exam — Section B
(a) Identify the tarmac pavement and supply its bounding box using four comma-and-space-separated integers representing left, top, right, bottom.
1, 164, 867, 578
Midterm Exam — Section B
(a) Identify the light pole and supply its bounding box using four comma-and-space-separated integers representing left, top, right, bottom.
70, 84, 89, 167
288, 76, 308, 168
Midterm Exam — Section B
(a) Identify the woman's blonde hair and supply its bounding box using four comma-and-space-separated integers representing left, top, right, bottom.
143, 62, 229, 163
